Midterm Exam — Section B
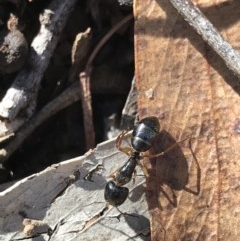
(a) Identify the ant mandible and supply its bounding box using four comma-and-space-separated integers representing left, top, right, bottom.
104, 116, 186, 207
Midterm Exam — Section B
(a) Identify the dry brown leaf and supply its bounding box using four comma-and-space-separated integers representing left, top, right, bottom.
134, 0, 240, 240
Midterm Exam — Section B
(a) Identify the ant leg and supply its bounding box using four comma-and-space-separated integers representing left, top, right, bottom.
142, 136, 190, 159
136, 160, 150, 179
131, 169, 137, 185
115, 207, 139, 218
116, 130, 132, 156
158, 185, 177, 207
183, 138, 201, 195
108, 168, 119, 179
138, 159, 178, 208
142, 151, 165, 159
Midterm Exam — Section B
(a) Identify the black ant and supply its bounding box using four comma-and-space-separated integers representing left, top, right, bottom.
104, 116, 179, 207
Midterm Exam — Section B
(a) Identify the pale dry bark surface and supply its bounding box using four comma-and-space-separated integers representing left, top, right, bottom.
0, 138, 150, 241
134, 0, 240, 240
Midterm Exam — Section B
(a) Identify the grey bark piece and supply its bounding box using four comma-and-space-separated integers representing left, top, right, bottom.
0, 137, 150, 241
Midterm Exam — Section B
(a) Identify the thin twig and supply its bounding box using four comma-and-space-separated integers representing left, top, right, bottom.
79, 72, 95, 150
85, 13, 133, 73
169, 0, 240, 79
79, 13, 134, 149
0, 13, 134, 161
0, 13, 134, 163
0, 28, 92, 162
0, 82, 81, 163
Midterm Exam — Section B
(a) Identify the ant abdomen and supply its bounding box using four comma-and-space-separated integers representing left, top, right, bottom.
104, 181, 129, 207
131, 116, 160, 152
